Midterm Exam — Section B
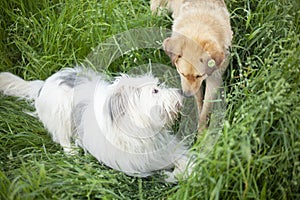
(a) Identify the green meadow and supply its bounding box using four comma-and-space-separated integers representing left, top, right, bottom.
0, 0, 299, 199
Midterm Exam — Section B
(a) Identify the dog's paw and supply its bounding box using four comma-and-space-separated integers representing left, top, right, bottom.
63, 147, 79, 156
162, 171, 178, 183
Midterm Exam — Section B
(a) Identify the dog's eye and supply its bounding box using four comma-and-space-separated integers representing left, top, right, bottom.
152, 88, 159, 94
195, 75, 202, 79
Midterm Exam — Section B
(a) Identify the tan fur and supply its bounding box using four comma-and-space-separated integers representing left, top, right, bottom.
151, 0, 233, 134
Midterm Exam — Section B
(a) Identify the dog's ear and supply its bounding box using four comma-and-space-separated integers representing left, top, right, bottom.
108, 89, 128, 123
202, 40, 225, 67
163, 36, 185, 65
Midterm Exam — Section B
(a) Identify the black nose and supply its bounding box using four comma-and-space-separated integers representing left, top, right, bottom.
176, 89, 183, 96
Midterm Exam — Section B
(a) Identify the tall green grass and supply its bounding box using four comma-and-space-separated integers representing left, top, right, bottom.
0, 0, 299, 199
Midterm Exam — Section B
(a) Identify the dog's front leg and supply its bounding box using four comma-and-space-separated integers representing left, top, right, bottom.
164, 154, 193, 183
195, 84, 204, 122
197, 74, 222, 135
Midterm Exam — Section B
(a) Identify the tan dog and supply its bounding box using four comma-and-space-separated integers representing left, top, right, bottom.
151, 0, 233, 134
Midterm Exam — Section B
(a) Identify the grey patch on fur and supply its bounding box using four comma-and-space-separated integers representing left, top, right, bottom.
108, 92, 127, 122
72, 102, 87, 146
37, 87, 43, 97
58, 72, 77, 88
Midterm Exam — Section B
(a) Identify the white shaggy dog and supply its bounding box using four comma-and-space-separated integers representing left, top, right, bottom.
0, 67, 191, 182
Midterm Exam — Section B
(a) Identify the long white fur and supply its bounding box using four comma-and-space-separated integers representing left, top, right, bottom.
0, 72, 44, 100
0, 67, 192, 181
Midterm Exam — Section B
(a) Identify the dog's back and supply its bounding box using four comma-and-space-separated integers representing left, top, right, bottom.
0, 68, 96, 153
173, 0, 232, 50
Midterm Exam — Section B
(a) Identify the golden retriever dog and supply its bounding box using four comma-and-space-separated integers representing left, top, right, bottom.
151, 0, 233, 134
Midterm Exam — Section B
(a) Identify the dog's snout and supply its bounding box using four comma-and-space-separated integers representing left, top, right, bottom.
182, 91, 194, 98
176, 89, 183, 96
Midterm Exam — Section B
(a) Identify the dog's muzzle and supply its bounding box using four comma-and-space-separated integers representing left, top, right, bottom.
176, 89, 184, 96
182, 91, 195, 98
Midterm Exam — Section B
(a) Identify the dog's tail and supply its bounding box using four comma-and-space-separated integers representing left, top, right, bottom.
0, 72, 44, 101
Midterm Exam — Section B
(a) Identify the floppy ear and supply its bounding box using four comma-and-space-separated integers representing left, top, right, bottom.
202, 40, 225, 67
108, 89, 128, 122
163, 36, 185, 65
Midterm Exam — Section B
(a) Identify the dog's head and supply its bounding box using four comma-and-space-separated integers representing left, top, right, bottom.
163, 35, 226, 97
107, 74, 182, 135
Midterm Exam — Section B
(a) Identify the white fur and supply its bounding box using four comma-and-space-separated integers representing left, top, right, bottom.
0, 67, 192, 182
0, 72, 44, 100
